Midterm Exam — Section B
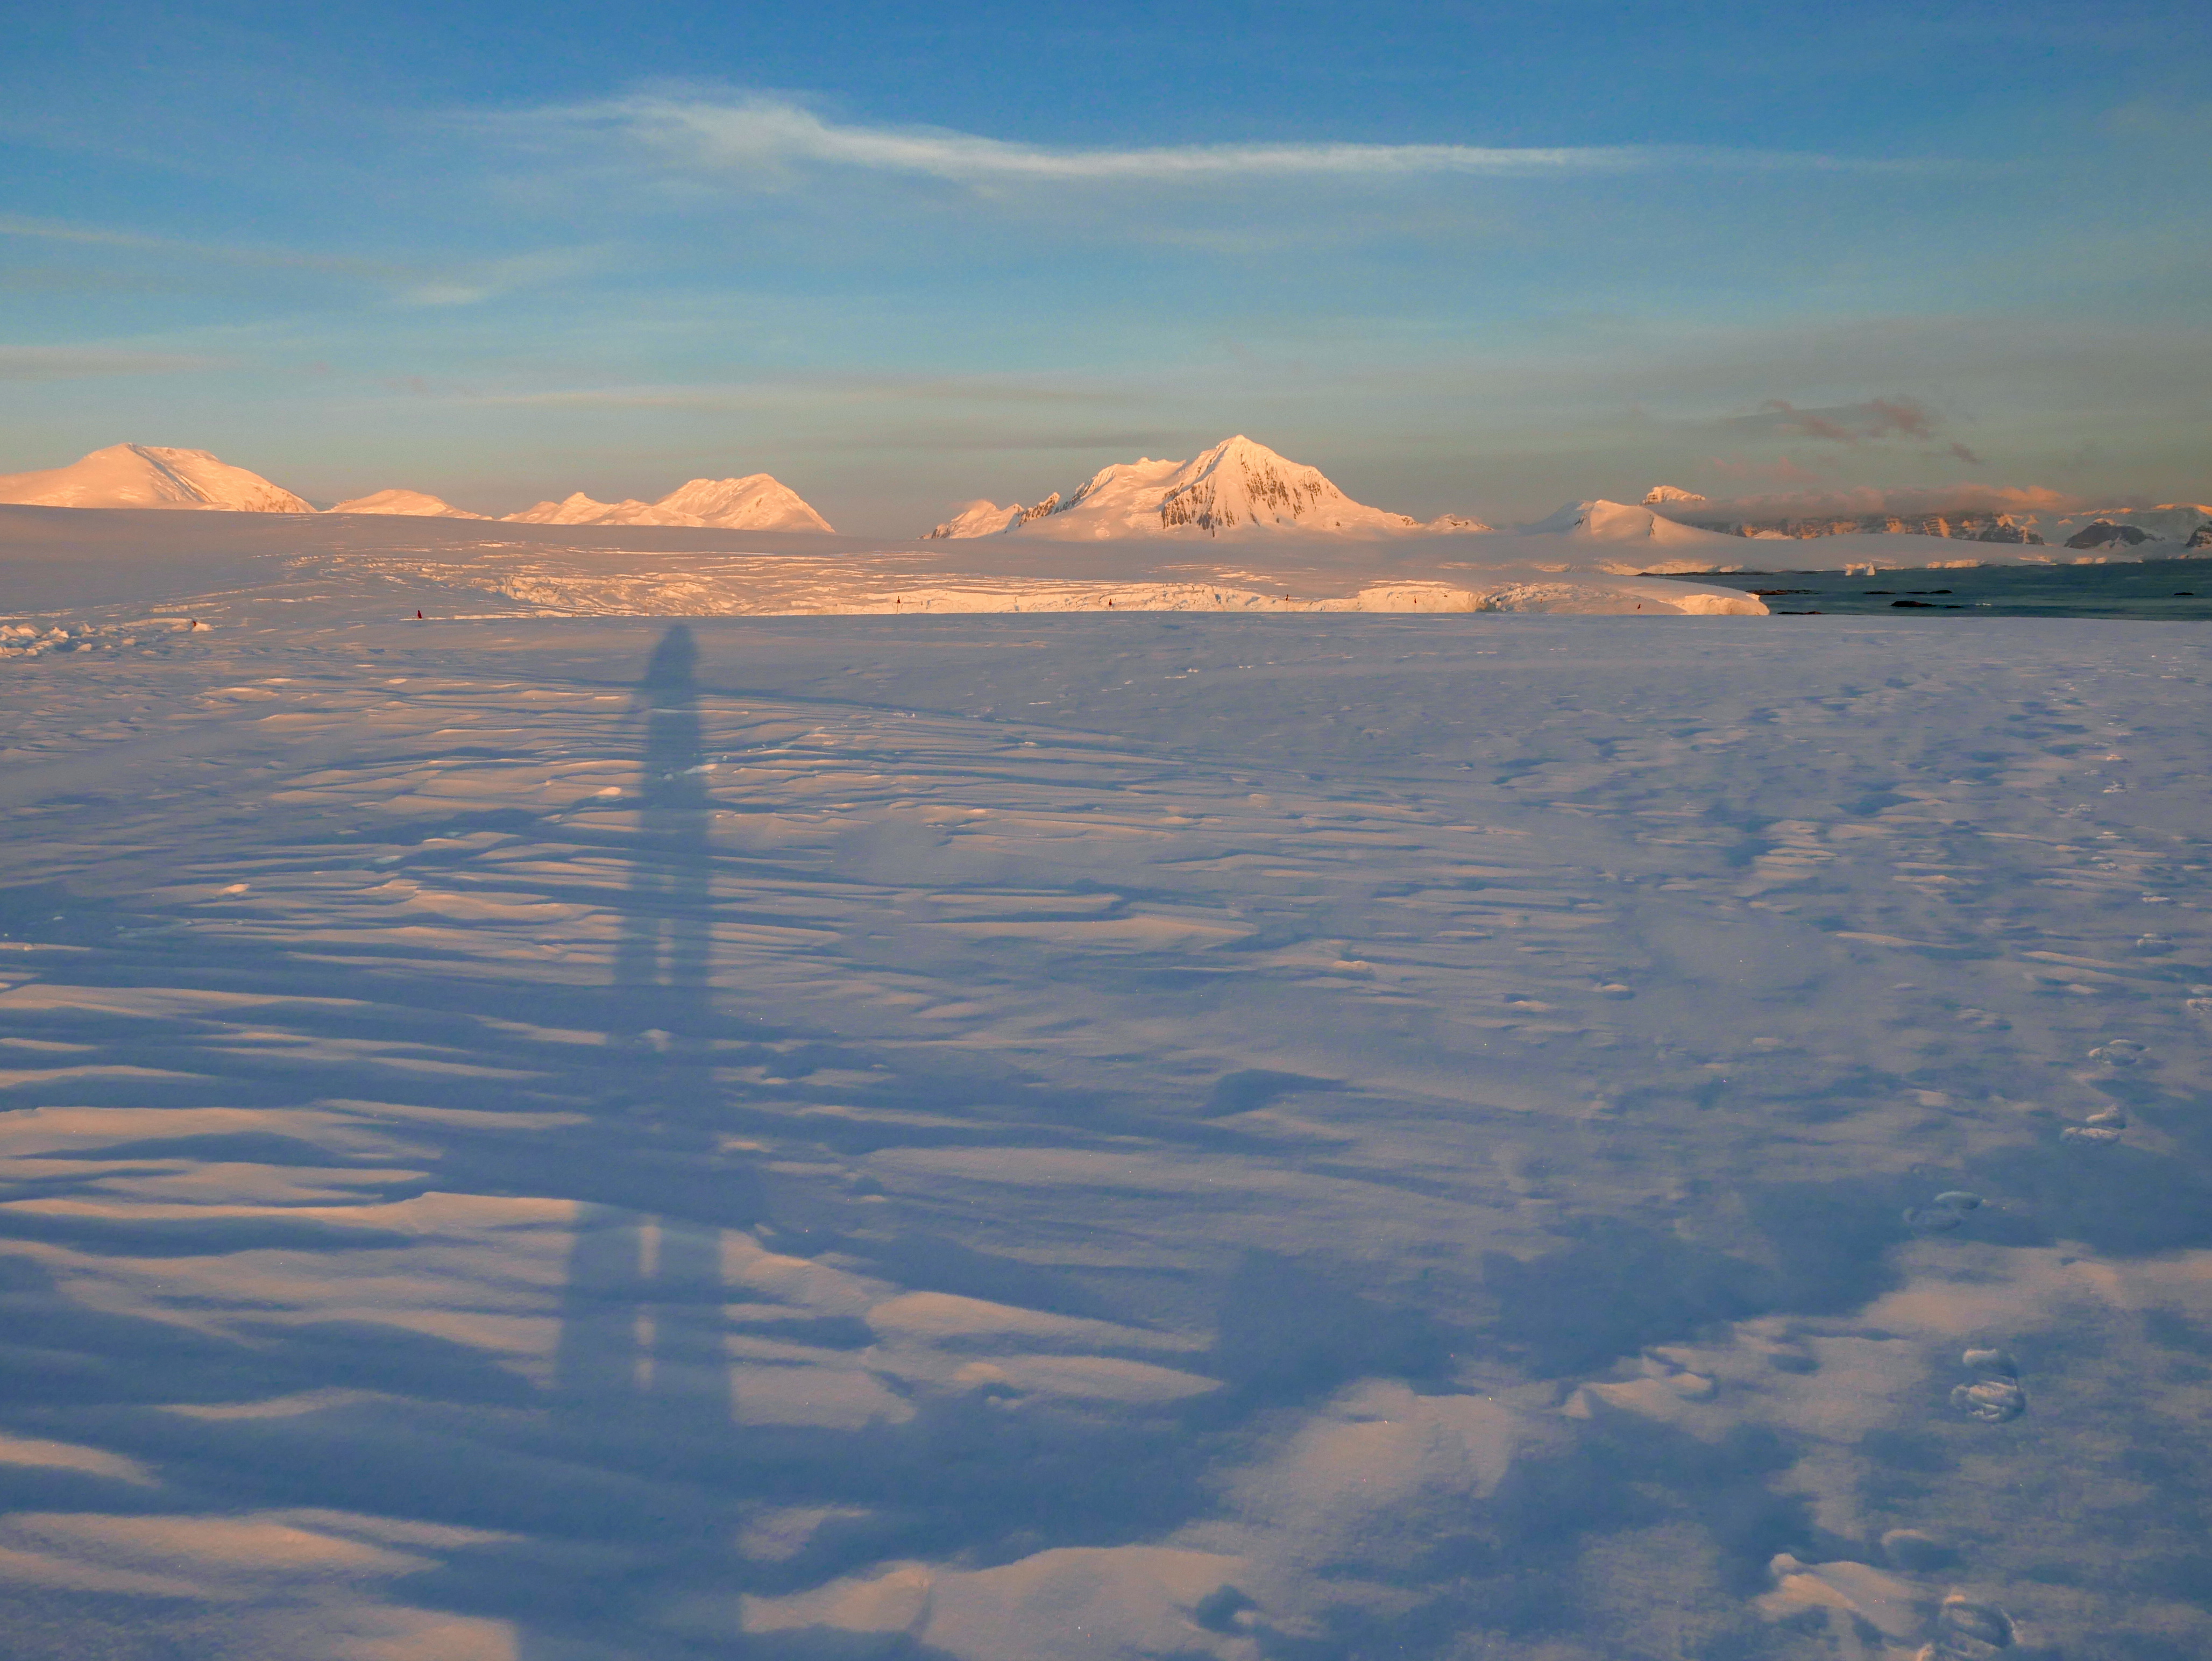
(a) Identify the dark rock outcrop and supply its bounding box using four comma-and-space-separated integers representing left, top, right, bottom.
2066, 520, 2152, 550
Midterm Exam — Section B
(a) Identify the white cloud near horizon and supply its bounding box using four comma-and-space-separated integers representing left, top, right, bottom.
498, 92, 1928, 188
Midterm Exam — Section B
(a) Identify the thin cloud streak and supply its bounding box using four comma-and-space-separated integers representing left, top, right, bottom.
459, 373, 1138, 410
507, 93, 1934, 187
1730, 396, 1940, 443
0, 214, 401, 278
0, 345, 228, 381
0, 215, 604, 308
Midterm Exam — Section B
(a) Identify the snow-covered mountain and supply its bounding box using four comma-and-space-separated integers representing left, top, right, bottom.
504, 474, 833, 533
1521, 499, 1744, 548
328, 488, 486, 520
0, 444, 314, 513
926, 437, 1487, 540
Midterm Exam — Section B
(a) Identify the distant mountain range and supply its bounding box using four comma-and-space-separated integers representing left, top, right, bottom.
501, 475, 833, 533
1637, 484, 2212, 551
3, 442, 2206, 555
0, 445, 836, 533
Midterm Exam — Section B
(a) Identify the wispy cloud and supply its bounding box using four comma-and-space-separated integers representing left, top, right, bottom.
0, 345, 227, 380
0, 213, 396, 277
499, 92, 1926, 189
1726, 396, 1940, 443
1708, 394, 1998, 471
458, 372, 1136, 410
0, 214, 602, 307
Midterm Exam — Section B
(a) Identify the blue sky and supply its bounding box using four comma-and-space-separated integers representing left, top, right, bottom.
4, 0, 2207, 530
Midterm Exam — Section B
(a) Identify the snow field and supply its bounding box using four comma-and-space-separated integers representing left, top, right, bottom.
1, 534, 2210, 1656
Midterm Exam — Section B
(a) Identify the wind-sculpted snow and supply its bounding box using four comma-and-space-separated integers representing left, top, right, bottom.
1, 507, 2210, 1659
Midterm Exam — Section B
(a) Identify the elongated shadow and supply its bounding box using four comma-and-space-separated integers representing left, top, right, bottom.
543, 626, 741, 1559
611, 623, 713, 1055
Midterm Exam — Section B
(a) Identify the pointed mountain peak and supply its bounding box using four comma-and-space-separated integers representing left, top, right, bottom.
927, 436, 1480, 539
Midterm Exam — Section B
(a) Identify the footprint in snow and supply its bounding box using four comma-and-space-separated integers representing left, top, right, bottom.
1951, 1347, 2026, 1425
1905, 1191, 1983, 1233
1921, 1594, 2017, 1658
2062, 1109, 2128, 1147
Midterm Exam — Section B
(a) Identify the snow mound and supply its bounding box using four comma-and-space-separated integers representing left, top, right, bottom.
0, 444, 313, 513
924, 437, 1487, 540
505, 475, 834, 533
1522, 499, 1743, 546
327, 488, 486, 520
1642, 485, 1707, 506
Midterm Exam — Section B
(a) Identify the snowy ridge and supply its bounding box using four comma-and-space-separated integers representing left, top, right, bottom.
1519, 498, 1746, 548
926, 437, 1488, 540
328, 488, 487, 519
504, 473, 835, 533
924, 495, 1066, 539
0, 444, 314, 513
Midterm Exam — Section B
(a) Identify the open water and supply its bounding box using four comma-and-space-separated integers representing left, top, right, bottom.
1661, 553, 2212, 618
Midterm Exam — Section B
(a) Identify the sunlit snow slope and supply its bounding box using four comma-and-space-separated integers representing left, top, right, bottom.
0, 444, 314, 513
328, 488, 488, 519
